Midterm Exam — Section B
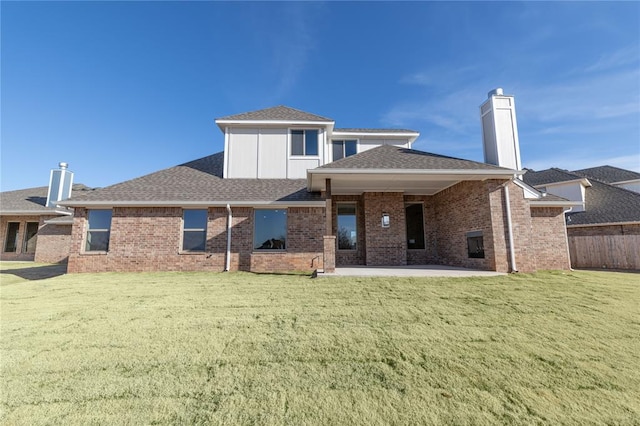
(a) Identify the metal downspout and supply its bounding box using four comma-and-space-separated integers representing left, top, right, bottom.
504, 181, 518, 273
225, 204, 232, 272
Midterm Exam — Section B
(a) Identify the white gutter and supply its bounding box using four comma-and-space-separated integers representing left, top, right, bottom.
0, 209, 73, 216
503, 181, 518, 273
308, 168, 524, 176
529, 200, 583, 207
225, 204, 232, 272
58, 200, 326, 208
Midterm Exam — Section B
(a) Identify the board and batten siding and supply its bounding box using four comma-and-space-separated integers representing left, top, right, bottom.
225, 127, 327, 179
357, 139, 410, 154
227, 128, 259, 178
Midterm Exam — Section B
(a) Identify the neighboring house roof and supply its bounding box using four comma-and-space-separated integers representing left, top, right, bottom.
523, 168, 640, 226
565, 179, 640, 226
521, 168, 584, 186
62, 152, 323, 207
0, 184, 91, 215
317, 144, 510, 171
573, 165, 640, 184
216, 105, 333, 122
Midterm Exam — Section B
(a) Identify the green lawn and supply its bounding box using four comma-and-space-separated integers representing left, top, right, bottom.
1, 263, 638, 425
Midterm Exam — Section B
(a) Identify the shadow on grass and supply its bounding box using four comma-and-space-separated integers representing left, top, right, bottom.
0, 264, 67, 281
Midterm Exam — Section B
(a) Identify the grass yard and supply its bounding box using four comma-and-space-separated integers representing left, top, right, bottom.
1, 263, 639, 425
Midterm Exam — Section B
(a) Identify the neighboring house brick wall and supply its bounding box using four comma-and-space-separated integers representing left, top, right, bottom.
530, 207, 571, 270
67, 206, 324, 273
567, 224, 640, 237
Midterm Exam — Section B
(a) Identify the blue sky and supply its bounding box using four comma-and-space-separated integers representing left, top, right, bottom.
2, 1, 639, 191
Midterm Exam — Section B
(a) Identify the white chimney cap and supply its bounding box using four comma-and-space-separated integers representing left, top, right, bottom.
58, 162, 68, 170
488, 88, 504, 97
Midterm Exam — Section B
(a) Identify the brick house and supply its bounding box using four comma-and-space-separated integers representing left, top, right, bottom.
0, 180, 91, 263
56, 89, 577, 274
523, 167, 640, 270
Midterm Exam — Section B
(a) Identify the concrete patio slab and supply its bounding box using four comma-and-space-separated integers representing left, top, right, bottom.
320, 265, 506, 278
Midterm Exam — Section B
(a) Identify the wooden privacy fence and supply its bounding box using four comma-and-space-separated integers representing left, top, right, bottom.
568, 235, 640, 270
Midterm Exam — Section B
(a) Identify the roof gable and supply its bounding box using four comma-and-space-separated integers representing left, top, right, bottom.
216, 105, 333, 123
318, 144, 510, 171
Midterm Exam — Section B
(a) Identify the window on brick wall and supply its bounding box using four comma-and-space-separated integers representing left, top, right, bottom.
23, 222, 39, 254
337, 204, 357, 250
254, 209, 287, 250
85, 210, 112, 252
405, 204, 425, 249
467, 231, 484, 258
4, 222, 19, 252
291, 129, 319, 156
182, 209, 208, 252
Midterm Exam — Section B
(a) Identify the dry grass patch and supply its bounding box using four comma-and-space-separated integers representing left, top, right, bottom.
1, 263, 639, 425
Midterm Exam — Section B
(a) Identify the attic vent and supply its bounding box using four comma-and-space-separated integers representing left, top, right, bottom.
46, 162, 74, 208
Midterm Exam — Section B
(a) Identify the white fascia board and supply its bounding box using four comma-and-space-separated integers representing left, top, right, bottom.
44, 218, 74, 225
612, 178, 640, 185
529, 200, 584, 208
331, 131, 420, 143
307, 168, 520, 191
216, 119, 335, 132
0, 210, 71, 216
538, 178, 592, 188
309, 168, 521, 178
59, 200, 325, 208
567, 220, 640, 228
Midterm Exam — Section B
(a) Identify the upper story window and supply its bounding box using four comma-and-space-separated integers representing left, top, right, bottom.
86, 210, 112, 252
182, 209, 208, 252
291, 129, 319, 156
332, 140, 357, 161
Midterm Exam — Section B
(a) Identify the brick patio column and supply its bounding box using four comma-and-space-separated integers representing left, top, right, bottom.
323, 179, 336, 272
323, 235, 336, 273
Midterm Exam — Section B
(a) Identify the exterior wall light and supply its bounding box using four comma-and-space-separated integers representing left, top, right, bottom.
381, 214, 390, 228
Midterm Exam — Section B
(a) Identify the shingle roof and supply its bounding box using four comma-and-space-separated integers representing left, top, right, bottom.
523, 168, 640, 225
521, 168, 581, 186
318, 144, 511, 170
216, 105, 333, 122
573, 165, 640, 184
0, 184, 92, 214
65, 152, 322, 204
565, 180, 640, 225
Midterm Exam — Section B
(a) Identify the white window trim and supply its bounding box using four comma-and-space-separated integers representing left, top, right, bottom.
289, 128, 321, 158
83, 209, 112, 254
180, 209, 208, 254
331, 139, 359, 162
